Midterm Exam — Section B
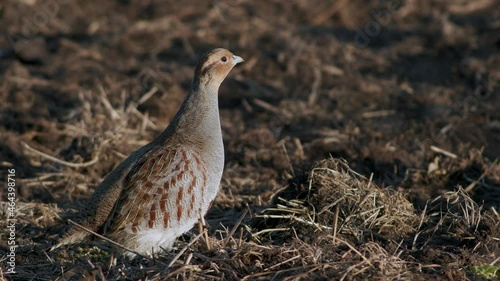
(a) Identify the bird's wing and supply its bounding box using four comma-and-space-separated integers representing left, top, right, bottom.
105, 144, 207, 234
51, 144, 154, 249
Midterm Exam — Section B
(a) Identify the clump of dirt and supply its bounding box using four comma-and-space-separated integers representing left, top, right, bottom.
414, 187, 500, 254
404, 187, 500, 280
251, 158, 419, 244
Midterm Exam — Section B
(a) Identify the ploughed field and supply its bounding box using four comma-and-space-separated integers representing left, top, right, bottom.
0, 0, 499, 280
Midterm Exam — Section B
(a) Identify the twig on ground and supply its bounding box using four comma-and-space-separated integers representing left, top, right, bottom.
167, 231, 207, 268
430, 145, 458, 159
222, 208, 248, 247
22, 142, 99, 168
67, 219, 165, 265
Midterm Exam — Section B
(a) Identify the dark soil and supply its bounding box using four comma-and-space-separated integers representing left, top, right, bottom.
1, 0, 499, 280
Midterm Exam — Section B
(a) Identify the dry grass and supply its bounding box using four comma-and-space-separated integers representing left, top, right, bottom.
253, 158, 419, 244
3, 155, 498, 280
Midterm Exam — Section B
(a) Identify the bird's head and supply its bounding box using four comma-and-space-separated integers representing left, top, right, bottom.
193, 48, 244, 91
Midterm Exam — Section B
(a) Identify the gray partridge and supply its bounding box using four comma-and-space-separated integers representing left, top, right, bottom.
53, 48, 243, 257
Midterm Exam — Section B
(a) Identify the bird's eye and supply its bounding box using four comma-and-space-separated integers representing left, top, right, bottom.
221, 56, 227, 62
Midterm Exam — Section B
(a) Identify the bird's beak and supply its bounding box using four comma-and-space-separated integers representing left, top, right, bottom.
233, 55, 244, 65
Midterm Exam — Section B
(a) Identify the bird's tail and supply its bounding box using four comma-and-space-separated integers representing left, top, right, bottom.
51, 228, 90, 251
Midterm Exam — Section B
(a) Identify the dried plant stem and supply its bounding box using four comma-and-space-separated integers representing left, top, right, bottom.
67, 220, 165, 264
199, 215, 211, 250
22, 142, 99, 168
168, 230, 207, 268
223, 208, 248, 247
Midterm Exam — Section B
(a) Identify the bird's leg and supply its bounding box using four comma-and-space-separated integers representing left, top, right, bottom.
198, 213, 211, 250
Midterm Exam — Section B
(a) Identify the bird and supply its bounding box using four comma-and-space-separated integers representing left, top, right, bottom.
52, 48, 244, 258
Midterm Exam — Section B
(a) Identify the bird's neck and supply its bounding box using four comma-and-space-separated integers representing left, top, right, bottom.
156, 84, 222, 147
